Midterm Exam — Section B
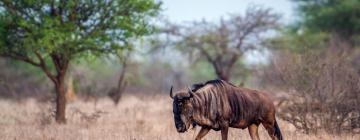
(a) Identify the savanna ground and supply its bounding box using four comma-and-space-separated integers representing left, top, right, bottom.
0, 94, 359, 140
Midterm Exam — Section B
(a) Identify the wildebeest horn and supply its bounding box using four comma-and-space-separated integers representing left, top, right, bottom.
187, 86, 194, 98
170, 86, 174, 99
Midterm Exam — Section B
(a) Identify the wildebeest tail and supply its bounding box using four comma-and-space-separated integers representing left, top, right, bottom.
274, 120, 283, 140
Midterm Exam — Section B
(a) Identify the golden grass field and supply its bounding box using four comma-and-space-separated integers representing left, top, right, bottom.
0, 94, 359, 140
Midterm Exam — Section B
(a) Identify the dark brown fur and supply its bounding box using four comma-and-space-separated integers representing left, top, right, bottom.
170, 79, 283, 140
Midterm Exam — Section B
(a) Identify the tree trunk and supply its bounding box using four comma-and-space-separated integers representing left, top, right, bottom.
55, 74, 66, 124
214, 68, 230, 82
212, 59, 236, 82
218, 72, 230, 82
50, 53, 69, 124
108, 55, 128, 105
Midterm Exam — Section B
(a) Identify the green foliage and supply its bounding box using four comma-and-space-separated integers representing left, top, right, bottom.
269, 0, 357, 52
293, 0, 360, 38
0, 0, 161, 62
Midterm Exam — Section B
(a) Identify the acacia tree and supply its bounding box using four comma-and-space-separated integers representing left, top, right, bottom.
163, 7, 279, 81
108, 43, 132, 105
0, 0, 160, 123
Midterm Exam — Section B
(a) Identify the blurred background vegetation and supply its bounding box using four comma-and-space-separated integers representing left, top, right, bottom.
0, 0, 359, 134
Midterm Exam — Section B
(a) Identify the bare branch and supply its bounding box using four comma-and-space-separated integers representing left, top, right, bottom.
160, 6, 278, 81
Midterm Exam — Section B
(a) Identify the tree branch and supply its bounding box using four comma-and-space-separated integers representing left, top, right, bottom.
196, 44, 215, 64
1, 53, 40, 67
34, 51, 58, 84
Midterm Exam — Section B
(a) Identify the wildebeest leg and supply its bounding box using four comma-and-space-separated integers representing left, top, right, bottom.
248, 124, 260, 140
221, 126, 228, 140
262, 122, 276, 140
195, 127, 210, 140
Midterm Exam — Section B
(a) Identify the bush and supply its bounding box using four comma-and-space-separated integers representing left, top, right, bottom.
262, 46, 360, 134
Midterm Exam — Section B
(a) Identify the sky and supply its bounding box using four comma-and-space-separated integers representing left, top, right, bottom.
161, 0, 295, 24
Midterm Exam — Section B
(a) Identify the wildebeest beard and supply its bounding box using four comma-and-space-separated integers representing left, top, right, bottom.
172, 99, 183, 132
172, 95, 193, 133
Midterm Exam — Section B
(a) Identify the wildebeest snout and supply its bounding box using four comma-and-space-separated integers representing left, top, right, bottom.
176, 125, 187, 133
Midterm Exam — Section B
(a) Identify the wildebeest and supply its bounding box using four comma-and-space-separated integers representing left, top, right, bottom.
170, 79, 283, 140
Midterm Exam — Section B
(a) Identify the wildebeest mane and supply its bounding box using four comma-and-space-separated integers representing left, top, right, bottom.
191, 79, 236, 92
191, 83, 205, 92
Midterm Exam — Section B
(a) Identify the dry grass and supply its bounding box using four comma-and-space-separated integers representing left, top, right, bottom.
0, 94, 359, 140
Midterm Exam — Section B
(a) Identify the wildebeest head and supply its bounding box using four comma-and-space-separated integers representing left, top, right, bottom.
169, 86, 194, 133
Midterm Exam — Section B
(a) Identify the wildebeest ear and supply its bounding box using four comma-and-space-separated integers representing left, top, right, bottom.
187, 87, 194, 98
170, 86, 174, 99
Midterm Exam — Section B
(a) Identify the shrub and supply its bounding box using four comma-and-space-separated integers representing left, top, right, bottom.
262, 46, 360, 134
